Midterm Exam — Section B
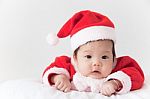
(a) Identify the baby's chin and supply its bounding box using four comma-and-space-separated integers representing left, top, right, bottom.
87, 73, 105, 79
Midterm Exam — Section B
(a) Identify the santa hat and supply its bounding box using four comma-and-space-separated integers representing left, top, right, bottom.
47, 10, 116, 52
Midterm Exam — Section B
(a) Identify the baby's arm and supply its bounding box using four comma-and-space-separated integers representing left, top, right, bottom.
101, 79, 122, 96
104, 56, 144, 95
51, 74, 71, 92
42, 56, 73, 92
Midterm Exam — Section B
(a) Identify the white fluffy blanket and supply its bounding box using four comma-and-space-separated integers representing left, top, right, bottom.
0, 76, 150, 99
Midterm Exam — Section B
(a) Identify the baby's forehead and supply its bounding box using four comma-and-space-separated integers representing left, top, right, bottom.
78, 44, 112, 55
80, 40, 113, 49
82, 49, 112, 54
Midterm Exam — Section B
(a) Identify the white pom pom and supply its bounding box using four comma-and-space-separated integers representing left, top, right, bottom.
46, 33, 59, 45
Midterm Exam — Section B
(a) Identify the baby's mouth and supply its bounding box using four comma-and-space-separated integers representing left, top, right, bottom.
92, 70, 100, 73
89, 70, 102, 79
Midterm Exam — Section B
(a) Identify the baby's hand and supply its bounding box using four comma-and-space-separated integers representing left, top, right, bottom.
100, 80, 118, 96
51, 74, 71, 92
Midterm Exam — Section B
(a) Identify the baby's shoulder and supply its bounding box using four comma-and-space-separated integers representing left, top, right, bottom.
56, 55, 71, 59
54, 55, 71, 62
117, 56, 135, 61
116, 55, 138, 65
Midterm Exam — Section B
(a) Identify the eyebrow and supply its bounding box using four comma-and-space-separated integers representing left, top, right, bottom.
83, 50, 111, 53
83, 50, 92, 53
103, 50, 112, 53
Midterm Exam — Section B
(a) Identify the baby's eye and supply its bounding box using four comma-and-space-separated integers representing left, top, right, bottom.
85, 55, 92, 59
101, 55, 109, 59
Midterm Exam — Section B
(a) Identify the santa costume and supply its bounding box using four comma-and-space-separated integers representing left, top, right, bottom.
42, 10, 144, 94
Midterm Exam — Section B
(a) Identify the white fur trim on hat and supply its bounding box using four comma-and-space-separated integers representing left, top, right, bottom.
42, 67, 70, 86
71, 26, 115, 52
106, 71, 131, 94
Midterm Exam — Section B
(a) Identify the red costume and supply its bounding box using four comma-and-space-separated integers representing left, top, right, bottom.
42, 55, 144, 94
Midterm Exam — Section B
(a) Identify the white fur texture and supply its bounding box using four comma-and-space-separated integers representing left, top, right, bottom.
106, 71, 132, 94
46, 33, 59, 46
72, 72, 106, 93
71, 26, 115, 52
42, 67, 70, 86
0, 76, 150, 99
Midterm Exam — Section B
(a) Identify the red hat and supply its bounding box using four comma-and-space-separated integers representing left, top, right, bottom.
47, 10, 116, 52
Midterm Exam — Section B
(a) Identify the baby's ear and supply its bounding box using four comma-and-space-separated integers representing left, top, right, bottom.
71, 55, 79, 71
73, 54, 77, 60
72, 55, 78, 64
113, 57, 117, 68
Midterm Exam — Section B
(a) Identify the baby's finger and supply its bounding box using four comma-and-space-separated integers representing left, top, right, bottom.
55, 80, 61, 87
101, 89, 107, 96
64, 86, 71, 92
57, 82, 64, 89
101, 88, 111, 96
107, 87, 115, 94
60, 85, 67, 91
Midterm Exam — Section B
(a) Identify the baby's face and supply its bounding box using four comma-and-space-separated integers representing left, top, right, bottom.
74, 40, 114, 79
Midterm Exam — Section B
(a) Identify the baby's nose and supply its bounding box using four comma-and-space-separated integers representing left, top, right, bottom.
92, 59, 101, 67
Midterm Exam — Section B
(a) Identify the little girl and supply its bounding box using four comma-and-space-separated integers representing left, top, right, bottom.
42, 10, 144, 96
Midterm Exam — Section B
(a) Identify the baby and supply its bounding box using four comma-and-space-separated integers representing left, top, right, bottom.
42, 10, 144, 96
71, 39, 116, 93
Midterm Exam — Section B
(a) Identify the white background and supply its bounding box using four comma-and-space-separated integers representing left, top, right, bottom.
0, 0, 150, 81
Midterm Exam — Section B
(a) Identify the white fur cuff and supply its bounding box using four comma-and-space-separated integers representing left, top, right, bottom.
106, 71, 131, 94
42, 67, 70, 86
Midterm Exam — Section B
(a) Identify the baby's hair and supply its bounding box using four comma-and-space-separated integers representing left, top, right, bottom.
74, 39, 116, 61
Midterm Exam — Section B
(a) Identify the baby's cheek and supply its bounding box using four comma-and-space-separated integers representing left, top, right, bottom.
102, 68, 112, 76
79, 67, 91, 76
